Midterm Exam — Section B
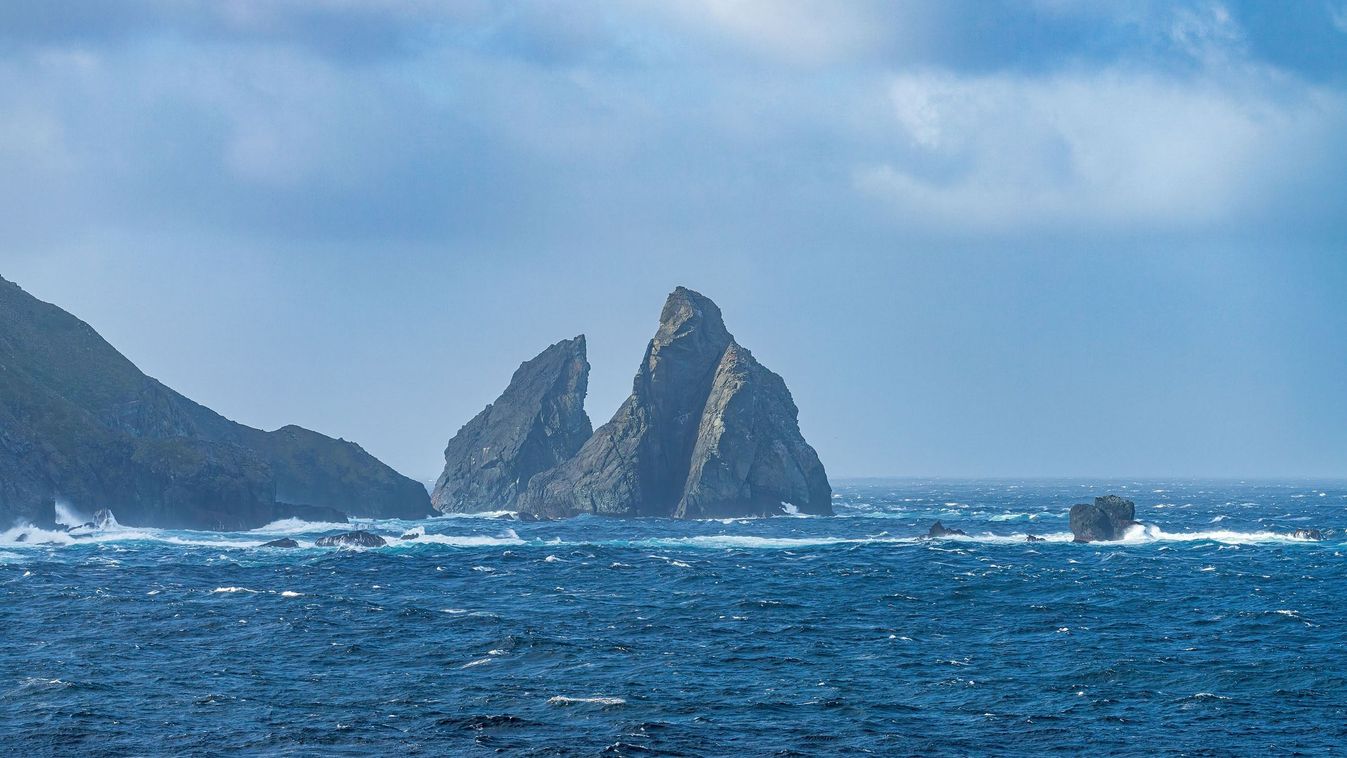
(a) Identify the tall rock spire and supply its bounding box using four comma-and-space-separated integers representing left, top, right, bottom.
517, 287, 831, 518
431, 336, 592, 513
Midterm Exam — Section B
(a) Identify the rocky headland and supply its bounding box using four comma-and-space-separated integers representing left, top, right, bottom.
0, 275, 431, 530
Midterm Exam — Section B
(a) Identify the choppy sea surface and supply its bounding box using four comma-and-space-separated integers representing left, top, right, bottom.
3, 480, 1347, 756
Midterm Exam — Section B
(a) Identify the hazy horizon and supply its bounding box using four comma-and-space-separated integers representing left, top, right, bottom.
3, 2, 1345, 481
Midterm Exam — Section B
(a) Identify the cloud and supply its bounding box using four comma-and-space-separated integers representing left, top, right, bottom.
857, 65, 1347, 235
0, 0, 1344, 253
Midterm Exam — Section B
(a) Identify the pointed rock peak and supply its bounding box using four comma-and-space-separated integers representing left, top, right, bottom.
506, 334, 587, 390
432, 336, 592, 514
656, 286, 731, 346
517, 286, 830, 519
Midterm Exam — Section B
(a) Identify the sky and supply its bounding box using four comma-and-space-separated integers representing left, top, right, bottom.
2, 0, 1345, 481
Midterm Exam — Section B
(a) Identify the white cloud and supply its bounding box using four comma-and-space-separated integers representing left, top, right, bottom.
856, 66, 1347, 234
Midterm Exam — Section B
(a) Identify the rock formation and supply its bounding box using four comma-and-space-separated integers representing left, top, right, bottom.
0, 274, 431, 530
314, 530, 387, 548
1069, 495, 1139, 542
260, 538, 299, 548
1292, 529, 1325, 541
432, 337, 591, 513
927, 521, 968, 538
516, 287, 831, 518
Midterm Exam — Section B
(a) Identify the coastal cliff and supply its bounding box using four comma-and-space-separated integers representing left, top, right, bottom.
0, 275, 430, 529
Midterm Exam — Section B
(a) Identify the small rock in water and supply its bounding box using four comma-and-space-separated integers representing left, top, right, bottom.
1292, 529, 1324, 541
928, 521, 968, 538
15, 532, 28, 543
1025, 534, 1046, 543
1069, 495, 1138, 542
261, 538, 299, 548
315, 531, 387, 548
400, 531, 420, 540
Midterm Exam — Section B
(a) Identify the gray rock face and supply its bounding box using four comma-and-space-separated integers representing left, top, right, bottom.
260, 538, 299, 548
0, 274, 431, 530
927, 521, 968, 538
314, 530, 387, 548
1069, 495, 1138, 542
431, 337, 591, 513
518, 287, 831, 518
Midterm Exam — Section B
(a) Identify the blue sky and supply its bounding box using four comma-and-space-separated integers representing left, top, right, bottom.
2, 1, 1345, 480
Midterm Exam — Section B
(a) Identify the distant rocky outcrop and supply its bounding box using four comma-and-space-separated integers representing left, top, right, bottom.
927, 521, 968, 538
1292, 529, 1325, 541
1069, 495, 1139, 542
315, 530, 387, 548
516, 287, 831, 518
0, 275, 431, 530
432, 337, 591, 513
260, 538, 300, 548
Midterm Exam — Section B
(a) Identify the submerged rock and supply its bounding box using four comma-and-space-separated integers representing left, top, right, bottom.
1292, 529, 1325, 541
517, 287, 831, 519
260, 538, 299, 548
927, 521, 968, 538
1025, 534, 1046, 543
432, 337, 592, 514
1069, 495, 1138, 542
314, 531, 386, 548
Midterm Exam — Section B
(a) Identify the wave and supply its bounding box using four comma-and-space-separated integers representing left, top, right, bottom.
638, 535, 918, 550
547, 696, 626, 706
1115, 524, 1319, 545
250, 518, 352, 535
211, 586, 305, 597
987, 512, 1065, 522
397, 530, 524, 548
431, 510, 517, 520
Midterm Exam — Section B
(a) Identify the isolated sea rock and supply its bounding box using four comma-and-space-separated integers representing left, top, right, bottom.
928, 521, 968, 538
1292, 529, 1324, 541
260, 538, 299, 548
518, 287, 831, 519
1026, 534, 1046, 543
432, 337, 591, 514
315, 531, 387, 548
1069, 495, 1138, 542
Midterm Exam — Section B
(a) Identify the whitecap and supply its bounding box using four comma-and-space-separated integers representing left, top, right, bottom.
547, 696, 626, 706
251, 518, 351, 535
405, 530, 524, 548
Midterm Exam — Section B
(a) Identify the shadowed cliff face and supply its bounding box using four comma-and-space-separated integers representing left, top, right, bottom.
431, 336, 592, 513
0, 275, 430, 529
518, 287, 831, 518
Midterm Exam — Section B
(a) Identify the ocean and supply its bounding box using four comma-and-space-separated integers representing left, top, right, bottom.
3, 480, 1345, 756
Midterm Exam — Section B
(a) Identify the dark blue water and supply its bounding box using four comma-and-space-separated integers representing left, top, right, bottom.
3, 480, 1346, 755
